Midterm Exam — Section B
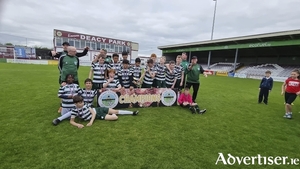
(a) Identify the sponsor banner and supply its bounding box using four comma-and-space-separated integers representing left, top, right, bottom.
234, 73, 247, 78
204, 70, 215, 75
97, 88, 178, 109
216, 71, 228, 76
54, 29, 131, 46
248, 75, 262, 80
228, 72, 235, 77
272, 76, 287, 82
6, 59, 48, 65
14, 47, 36, 58
48, 60, 58, 65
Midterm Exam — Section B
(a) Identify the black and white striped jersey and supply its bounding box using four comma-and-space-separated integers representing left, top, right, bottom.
91, 62, 108, 84
58, 84, 81, 108
104, 79, 121, 89
131, 66, 142, 79
143, 66, 157, 85
79, 88, 97, 106
175, 64, 184, 80
155, 64, 167, 81
108, 62, 121, 80
166, 69, 179, 85
70, 104, 92, 121
118, 68, 133, 88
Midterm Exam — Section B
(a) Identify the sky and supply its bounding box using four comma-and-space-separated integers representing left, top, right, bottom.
0, 0, 300, 56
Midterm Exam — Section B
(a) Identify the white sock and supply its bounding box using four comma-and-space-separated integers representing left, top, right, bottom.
58, 112, 71, 121
118, 110, 133, 115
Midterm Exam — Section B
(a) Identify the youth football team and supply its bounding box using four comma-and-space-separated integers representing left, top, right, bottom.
51, 43, 300, 128
52, 44, 207, 128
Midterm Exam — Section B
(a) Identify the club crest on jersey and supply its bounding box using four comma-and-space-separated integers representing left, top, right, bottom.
74, 61, 77, 65
198, 68, 200, 70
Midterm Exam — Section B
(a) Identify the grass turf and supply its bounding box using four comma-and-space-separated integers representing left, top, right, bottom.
0, 63, 299, 169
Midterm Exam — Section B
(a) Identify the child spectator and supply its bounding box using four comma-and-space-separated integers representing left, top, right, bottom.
281, 69, 300, 119
258, 70, 273, 105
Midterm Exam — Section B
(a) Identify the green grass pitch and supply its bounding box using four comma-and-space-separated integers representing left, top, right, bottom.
0, 63, 299, 169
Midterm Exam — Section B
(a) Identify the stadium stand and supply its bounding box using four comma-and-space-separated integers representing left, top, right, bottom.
207, 62, 240, 72
236, 64, 300, 77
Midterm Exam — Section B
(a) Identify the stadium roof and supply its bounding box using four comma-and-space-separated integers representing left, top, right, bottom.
158, 29, 300, 50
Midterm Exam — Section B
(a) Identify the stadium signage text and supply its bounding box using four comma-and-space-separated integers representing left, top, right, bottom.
55, 29, 131, 46
248, 42, 271, 48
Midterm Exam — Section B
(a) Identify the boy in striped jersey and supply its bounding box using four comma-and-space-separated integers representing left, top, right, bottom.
149, 54, 158, 87
118, 59, 134, 89
52, 74, 81, 126
120, 51, 129, 65
79, 78, 98, 107
108, 53, 121, 80
131, 58, 143, 88
70, 96, 139, 128
175, 55, 184, 90
89, 54, 108, 89
155, 56, 167, 88
141, 59, 157, 88
165, 61, 178, 89
103, 69, 122, 92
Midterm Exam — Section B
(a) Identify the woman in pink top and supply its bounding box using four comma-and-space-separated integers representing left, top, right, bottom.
178, 87, 206, 114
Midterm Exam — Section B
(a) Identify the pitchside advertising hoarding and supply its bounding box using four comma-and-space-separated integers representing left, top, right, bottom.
14, 46, 36, 58
97, 88, 178, 109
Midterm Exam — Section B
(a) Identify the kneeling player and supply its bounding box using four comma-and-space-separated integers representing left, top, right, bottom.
70, 96, 139, 128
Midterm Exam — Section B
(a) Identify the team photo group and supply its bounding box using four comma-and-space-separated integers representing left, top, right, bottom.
50, 42, 208, 128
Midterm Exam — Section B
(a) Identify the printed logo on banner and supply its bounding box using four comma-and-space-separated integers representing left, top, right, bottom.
161, 89, 177, 106
57, 31, 62, 37
98, 90, 119, 108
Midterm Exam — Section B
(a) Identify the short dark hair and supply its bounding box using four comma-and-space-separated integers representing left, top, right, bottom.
122, 51, 128, 56
101, 49, 107, 53
65, 74, 74, 81
122, 59, 129, 64
62, 42, 70, 46
147, 59, 154, 64
265, 70, 271, 74
73, 95, 83, 103
112, 53, 119, 58
84, 78, 92, 84
135, 58, 141, 63
169, 60, 175, 65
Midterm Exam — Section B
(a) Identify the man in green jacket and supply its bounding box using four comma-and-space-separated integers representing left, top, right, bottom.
59, 46, 81, 85
185, 56, 207, 102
